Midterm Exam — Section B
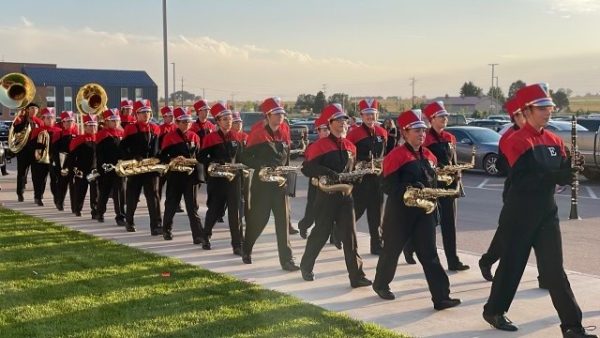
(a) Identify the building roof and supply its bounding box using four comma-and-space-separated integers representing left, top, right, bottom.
22, 66, 156, 87
427, 96, 500, 106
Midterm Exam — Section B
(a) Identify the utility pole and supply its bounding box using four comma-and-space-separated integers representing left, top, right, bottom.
409, 77, 416, 108
162, 0, 169, 110
489, 63, 499, 114
170, 62, 176, 107
231, 93, 236, 111
180, 77, 184, 106
322, 83, 327, 97
202, 88, 206, 100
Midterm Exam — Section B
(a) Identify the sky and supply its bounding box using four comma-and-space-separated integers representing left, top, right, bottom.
2, 0, 600, 101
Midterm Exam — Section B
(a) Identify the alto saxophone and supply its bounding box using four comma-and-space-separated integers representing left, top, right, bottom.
207, 162, 249, 181
258, 165, 301, 186
403, 184, 461, 214
311, 168, 376, 195
354, 158, 383, 175
436, 147, 476, 185
109, 158, 168, 177
167, 157, 198, 175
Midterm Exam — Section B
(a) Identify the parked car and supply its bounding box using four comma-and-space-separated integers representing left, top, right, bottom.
0, 124, 9, 142
447, 114, 467, 126
577, 117, 600, 132
240, 112, 265, 133
498, 120, 588, 135
467, 119, 506, 132
487, 114, 510, 121
445, 126, 502, 176
291, 121, 318, 143
0, 141, 7, 175
289, 124, 308, 158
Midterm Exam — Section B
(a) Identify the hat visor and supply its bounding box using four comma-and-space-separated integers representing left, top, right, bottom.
267, 108, 286, 115
232, 118, 242, 122
176, 116, 193, 121
434, 110, 449, 117
330, 111, 349, 120
136, 108, 151, 113
404, 121, 427, 130
106, 116, 121, 121
84, 122, 98, 126
61, 118, 75, 122
217, 110, 233, 118
530, 98, 556, 107
360, 108, 378, 114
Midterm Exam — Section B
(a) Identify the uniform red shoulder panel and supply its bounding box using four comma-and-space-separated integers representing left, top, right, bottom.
160, 123, 177, 136
96, 128, 123, 144
374, 125, 389, 141
499, 127, 516, 154
304, 137, 339, 161
201, 131, 224, 149
383, 145, 437, 177
122, 124, 138, 138
161, 130, 183, 150
69, 134, 96, 152
346, 125, 368, 144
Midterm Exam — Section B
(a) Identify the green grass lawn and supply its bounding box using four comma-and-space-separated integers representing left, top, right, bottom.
0, 208, 406, 338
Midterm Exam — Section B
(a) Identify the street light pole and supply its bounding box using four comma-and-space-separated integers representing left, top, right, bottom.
162, 0, 169, 111
488, 63, 499, 114
171, 62, 176, 107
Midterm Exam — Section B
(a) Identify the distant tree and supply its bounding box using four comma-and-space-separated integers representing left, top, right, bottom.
170, 90, 196, 104
551, 89, 570, 111
460, 81, 483, 97
487, 86, 506, 104
313, 91, 327, 115
328, 93, 350, 110
471, 110, 482, 118
507, 80, 526, 98
239, 101, 257, 112
294, 94, 316, 110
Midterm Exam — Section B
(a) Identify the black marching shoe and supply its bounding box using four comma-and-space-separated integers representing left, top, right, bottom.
373, 286, 395, 300
232, 246, 243, 256
434, 298, 461, 310
370, 241, 383, 255
478, 260, 494, 282
217, 217, 224, 223
538, 276, 548, 290
151, 228, 163, 236
483, 313, 518, 331
300, 268, 314, 281
55, 202, 64, 211
330, 233, 342, 250
34, 198, 44, 206
163, 231, 173, 240
91, 213, 97, 220
116, 219, 127, 227
126, 224, 137, 232
299, 227, 308, 239
404, 252, 417, 265
17, 194, 24, 202
563, 327, 598, 338
281, 260, 300, 272
289, 226, 299, 235
242, 253, 252, 264
175, 204, 184, 213
448, 262, 470, 271
350, 276, 372, 288
97, 215, 104, 223
75, 211, 82, 217
201, 239, 211, 250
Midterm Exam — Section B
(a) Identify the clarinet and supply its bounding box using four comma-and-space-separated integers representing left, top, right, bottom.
569, 115, 580, 220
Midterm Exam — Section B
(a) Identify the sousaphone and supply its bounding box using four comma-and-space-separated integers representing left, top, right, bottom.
0, 73, 37, 154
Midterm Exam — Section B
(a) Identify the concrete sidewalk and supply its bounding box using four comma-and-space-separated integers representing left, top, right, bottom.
1, 175, 598, 337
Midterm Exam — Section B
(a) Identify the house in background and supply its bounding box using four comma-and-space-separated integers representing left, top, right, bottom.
426, 96, 504, 115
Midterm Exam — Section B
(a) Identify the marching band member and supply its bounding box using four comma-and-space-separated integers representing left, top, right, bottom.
372, 109, 460, 310
300, 103, 371, 287
95, 108, 126, 225
346, 98, 387, 255
120, 99, 162, 235
199, 102, 245, 254
30, 107, 61, 206
13, 102, 43, 202
119, 99, 136, 128
190, 99, 216, 147
52, 111, 79, 211
158, 106, 177, 202
232, 111, 250, 226
160, 107, 206, 245
482, 84, 595, 338
66, 114, 98, 218
240, 97, 299, 271
231, 112, 248, 142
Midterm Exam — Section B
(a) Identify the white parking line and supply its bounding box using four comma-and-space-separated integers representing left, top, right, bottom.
464, 185, 599, 200
476, 178, 489, 188
585, 186, 598, 199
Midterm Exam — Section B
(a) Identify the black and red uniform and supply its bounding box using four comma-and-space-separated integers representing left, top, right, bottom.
119, 113, 136, 128
300, 134, 368, 285
199, 129, 245, 252
12, 114, 43, 200
30, 124, 61, 204
160, 129, 205, 243
483, 123, 584, 333
346, 123, 388, 254
51, 125, 79, 211
95, 127, 126, 225
241, 122, 296, 268
297, 141, 319, 235
373, 143, 452, 304
120, 121, 162, 234
158, 121, 177, 199
65, 133, 97, 217
190, 119, 216, 148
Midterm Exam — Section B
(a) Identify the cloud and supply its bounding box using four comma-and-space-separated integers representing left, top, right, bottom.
20, 16, 33, 27
550, 0, 600, 14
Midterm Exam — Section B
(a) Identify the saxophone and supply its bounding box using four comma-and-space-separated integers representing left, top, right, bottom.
311, 168, 376, 195
354, 158, 383, 175
207, 162, 249, 181
258, 165, 301, 186
436, 147, 475, 185
104, 158, 168, 177
167, 157, 198, 175
403, 184, 461, 214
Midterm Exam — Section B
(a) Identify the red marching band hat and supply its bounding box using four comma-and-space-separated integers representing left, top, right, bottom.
160, 106, 173, 116
320, 103, 348, 122
40, 107, 56, 117
232, 111, 242, 122
516, 83, 555, 110
314, 115, 328, 129
102, 108, 121, 121
133, 99, 152, 113
173, 107, 193, 121
210, 101, 232, 119
119, 99, 133, 109
260, 97, 286, 115
398, 109, 427, 130
60, 111, 75, 121
83, 114, 98, 126
358, 98, 379, 114
193, 99, 210, 112
503, 96, 522, 119
423, 101, 449, 121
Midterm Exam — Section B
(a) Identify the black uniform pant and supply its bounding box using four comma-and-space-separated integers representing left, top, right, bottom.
31, 162, 50, 200
298, 182, 317, 232
352, 174, 383, 245
96, 172, 125, 222
243, 180, 293, 266
300, 191, 365, 281
205, 176, 243, 248
16, 151, 32, 197
163, 173, 203, 241
73, 176, 98, 216
374, 200, 451, 304
483, 200, 582, 332
126, 173, 162, 231
56, 171, 76, 212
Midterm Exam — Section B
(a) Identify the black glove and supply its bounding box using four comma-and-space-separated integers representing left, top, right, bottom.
411, 182, 425, 189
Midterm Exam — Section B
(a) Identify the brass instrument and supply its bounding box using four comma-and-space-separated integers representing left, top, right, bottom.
102, 158, 168, 177
34, 130, 51, 164
436, 147, 476, 185
167, 157, 199, 175
569, 115, 581, 220
354, 158, 383, 175
73, 167, 84, 179
76, 83, 108, 116
207, 162, 249, 181
258, 165, 301, 186
87, 163, 117, 182
311, 168, 377, 195
403, 185, 461, 214
0, 73, 36, 154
